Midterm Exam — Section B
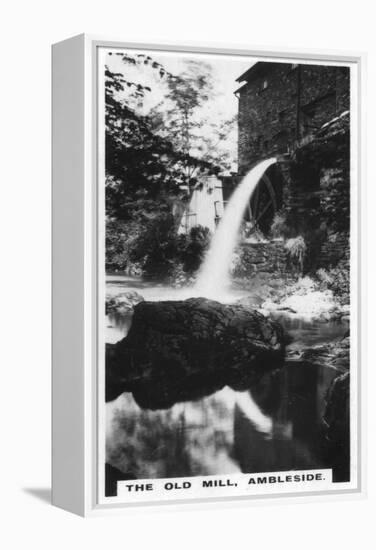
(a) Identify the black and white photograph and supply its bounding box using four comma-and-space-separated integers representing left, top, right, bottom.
5, 0, 376, 543
100, 47, 357, 503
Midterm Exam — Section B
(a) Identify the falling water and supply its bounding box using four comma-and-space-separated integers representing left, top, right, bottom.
194, 158, 277, 298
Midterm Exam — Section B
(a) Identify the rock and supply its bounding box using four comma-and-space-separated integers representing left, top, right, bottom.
317, 312, 332, 322
106, 297, 285, 408
323, 371, 350, 440
286, 334, 349, 372
321, 371, 350, 482
276, 306, 297, 314
106, 291, 144, 316
236, 294, 265, 308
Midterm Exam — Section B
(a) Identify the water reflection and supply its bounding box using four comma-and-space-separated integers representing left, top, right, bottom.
105, 280, 350, 487
106, 312, 133, 344
107, 388, 240, 479
234, 363, 338, 476
106, 361, 347, 483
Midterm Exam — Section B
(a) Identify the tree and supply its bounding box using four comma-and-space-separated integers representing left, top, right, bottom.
104, 53, 233, 276
105, 63, 181, 221
105, 56, 216, 222
149, 60, 237, 195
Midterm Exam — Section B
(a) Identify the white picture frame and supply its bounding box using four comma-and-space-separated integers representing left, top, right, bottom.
52, 34, 366, 517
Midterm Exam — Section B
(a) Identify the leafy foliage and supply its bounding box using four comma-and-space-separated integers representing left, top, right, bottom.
179, 225, 211, 274
316, 262, 350, 304
149, 60, 236, 193
105, 57, 219, 222
128, 212, 181, 280
270, 210, 289, 238
105, 66, 184, 222
105, 219, 142, 274
104, 52, 236, 280
320, 165, 350, 233
106, 215, 209, 279
284, 236, 307, 273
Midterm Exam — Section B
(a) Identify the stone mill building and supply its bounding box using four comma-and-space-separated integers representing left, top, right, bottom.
235, 61, 350, 174
230, 60, 351, 276
179, 61, 351, 277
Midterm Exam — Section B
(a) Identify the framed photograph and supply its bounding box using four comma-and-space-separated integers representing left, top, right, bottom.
52, 35, 365, 516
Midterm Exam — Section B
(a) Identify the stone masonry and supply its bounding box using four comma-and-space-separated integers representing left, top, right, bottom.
236, 62, 350, 175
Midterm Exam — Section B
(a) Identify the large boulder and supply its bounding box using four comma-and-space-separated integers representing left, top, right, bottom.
106, 297, 285, 408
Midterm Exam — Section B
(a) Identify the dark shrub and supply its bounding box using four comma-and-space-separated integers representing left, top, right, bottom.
180, 225, 211, 274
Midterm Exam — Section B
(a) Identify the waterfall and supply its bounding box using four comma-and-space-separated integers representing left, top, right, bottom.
194, 158, 277, 298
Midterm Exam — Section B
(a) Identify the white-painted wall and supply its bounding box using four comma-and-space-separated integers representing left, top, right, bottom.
178, 176, 224, 234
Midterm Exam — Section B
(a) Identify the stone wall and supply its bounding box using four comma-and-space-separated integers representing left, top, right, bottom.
233, 231, 350, 279
319, 232, 350, 269
233, 240, 288, 277
290, 113, 351, 271
237, 62, 349, 175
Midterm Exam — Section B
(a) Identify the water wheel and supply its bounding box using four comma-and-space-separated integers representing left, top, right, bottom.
247, 172, 279, 235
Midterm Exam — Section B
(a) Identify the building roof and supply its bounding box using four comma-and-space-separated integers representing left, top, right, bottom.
236, 62, 260, 83
236, 61, 289, 83
234, 82, 248, 95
